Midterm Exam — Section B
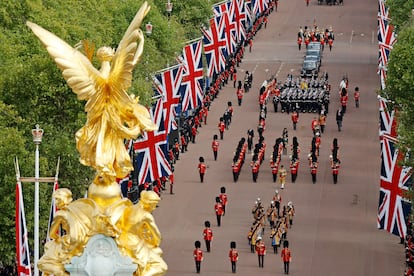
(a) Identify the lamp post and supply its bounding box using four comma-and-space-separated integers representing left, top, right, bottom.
145, 22, 153, 36
31, 124, 43, 276
166, 0, 173, 19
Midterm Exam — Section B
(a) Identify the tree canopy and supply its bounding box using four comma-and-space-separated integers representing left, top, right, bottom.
0, 0, 220, 266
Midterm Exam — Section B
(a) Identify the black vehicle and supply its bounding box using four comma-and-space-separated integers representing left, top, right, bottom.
301, 60, 319, 78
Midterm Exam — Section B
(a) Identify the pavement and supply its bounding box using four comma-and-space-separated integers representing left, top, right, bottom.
152, 0, 405, 275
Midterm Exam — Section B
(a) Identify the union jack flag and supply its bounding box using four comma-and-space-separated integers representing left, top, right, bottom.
377, 98, 412, 237
245, 0, 253, 28
230, 0, 247, 43
177, 39, 204, 112
202, 16, 228, 78
213, 1, 237, 55
133, 100, 172, 184
377, 0, 390, 22
252, 0, 268, 15
153, 65, 183, 134
16, 181, 32, 276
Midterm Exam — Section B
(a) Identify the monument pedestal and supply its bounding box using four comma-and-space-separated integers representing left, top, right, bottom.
65, 234, 137, 276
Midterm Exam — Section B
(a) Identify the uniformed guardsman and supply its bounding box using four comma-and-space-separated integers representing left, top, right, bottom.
215, 196, 224, 227
291, 110, 299, 130
255, 236, 266, 268
279, 165, 287, 189
203, 221, 213, 252
281, 240, 292, 274
229, 241, 239, 273
218, 117, 226, 140
198, 157, 207, 183
193, 240, 203, 273
219, 186, 228, 215
354, 86, 360, 108
212, 134, 219, 161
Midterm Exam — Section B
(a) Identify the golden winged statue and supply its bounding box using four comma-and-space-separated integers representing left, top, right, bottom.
28, 2, 168, 276
27, 1, 156, 184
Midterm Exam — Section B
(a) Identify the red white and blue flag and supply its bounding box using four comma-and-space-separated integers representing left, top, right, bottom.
377, 97, 412, 238
16, 181, 32, 276
133, 99, 172, 184
252, 0, 268, 15
377, 0, 396, 89
153, 65, 183, 134
178, 39, 204, 111
230, 0, 247, 43
245, 0, 253, 28
202, 16, 228, 78
213, 1, 237, 55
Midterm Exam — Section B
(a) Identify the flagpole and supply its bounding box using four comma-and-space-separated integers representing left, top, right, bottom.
153, 63, 182, 75
32, 124, 43, 276
183, 36, 203, 45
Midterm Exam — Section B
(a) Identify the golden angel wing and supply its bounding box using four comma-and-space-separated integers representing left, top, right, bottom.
109, 1, 150, 92
26, 21, 101, 101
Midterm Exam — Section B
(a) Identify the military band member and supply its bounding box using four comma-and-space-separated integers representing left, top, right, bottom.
273, 190, 282, 217
229, 241, 239, 273
203, 221, 213, 252
193, 240, 203, 273
279, 165, 287, 189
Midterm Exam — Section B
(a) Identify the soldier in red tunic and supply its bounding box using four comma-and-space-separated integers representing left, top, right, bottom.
219, 186, 228, 215
255, 236, 266, 268
218, 117, 226, 140
354, 86, 360, 108
291, 110, 299, 130
215, 196, 224, 226
212, 134, 219, 161
198, 157, 207, 183
229, 241, 239, 273
203, 221, 213, 252
281, 240, 292, 274
236, 81, 244, 106
193, 240, 203, 273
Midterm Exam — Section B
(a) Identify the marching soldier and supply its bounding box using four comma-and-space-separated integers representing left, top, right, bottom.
229, 241, 239, 273
212, 134, 219, 161
273, 190, 282, 217
219, 186, 228, 215
319, 111, 326, 134
232, 157, 241, 182
251, 155, 260, 182
270, 156, 279, 183
255, 236, 266, 268
236, 81, 244, 106
214, 196, 224, 227
354, 86, 360, 108
198, 157, 207, 183
203, 221, 213, 252
279, 165, 287, 189
247, 128, 255, 153
309, 153, 318, 184
287, 201, 295, 226
218, 117, 226, 140
291, 110, 299, 130
193, 240, 203, 273
281, 240, 292, 274
290, 159, 299, 183
331, 138, 341, 184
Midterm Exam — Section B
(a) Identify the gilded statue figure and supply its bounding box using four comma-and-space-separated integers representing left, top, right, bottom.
28, 2, 168, 276
27, 1, 156, 182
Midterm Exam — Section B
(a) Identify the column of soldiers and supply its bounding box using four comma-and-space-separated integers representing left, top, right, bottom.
232, 138, 248, 182
274, 73, 330, 114
298, 25, 335, 51
188, 6, 277, 273
270, 138, 284, 183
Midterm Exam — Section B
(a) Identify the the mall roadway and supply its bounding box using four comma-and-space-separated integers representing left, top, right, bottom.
152, 0, 405, 275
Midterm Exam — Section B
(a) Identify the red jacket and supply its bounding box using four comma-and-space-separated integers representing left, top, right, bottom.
193, 248, 203, 261
203, 228, 213, 241
219, 193, 228, 206
256, 241, 266, 255
198, 163, 206, 174
219, 122, 226, 132
215, 202, 224, 216
229, 249, 239, 262
281, 248, 291, 262
212, 140, 219, 152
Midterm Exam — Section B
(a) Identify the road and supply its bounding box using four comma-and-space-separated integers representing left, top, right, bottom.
153, 0, 405, 275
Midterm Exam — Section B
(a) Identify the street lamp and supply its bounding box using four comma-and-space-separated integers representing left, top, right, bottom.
145, 22, 153, 36
31, 124, 43, 276
166, 0, 173, 18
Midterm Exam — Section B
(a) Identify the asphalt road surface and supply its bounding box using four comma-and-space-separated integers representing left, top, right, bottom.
153, 0, 405, 275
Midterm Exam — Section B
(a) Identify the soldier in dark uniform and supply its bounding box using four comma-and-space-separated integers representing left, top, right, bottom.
247, 129, 255, 152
